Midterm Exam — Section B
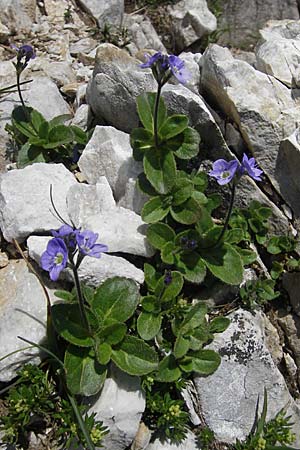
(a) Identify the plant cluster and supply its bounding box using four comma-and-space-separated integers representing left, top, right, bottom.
0, 364, 107, 449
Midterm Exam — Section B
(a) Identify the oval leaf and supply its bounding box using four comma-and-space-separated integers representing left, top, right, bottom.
147, 223, 175, 250
174, 127, 200, 160
137, 311, 162, 340
171, 198, 203, 225
65, 345, 107, 396
144, 148, 176, 195
159, 114, 188, 140
200, 243, 244, 285
141, 197, 170, 223
157, 354, 181, 382
92, 277, 140, 324
111, 336, 158, 376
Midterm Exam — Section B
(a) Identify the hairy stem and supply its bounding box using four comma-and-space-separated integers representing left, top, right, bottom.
71, 261, 91, 334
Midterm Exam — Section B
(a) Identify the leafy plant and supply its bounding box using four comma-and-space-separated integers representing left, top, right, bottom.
232, 389, 297, 449
0, 364, 108, 448
239, 278, 280, 310
6, 106, 88, 168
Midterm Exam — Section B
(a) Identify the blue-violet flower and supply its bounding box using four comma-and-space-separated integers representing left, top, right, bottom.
140, 52, 190, 85
40, 238, 68, 281
209, 159, 240, 185
240, 153, 263, 181
12, 44, 36, 64
76, 230, 108, 258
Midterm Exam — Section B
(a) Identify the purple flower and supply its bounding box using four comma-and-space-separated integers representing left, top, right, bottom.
240, 154, 263, 181
40, 238, 68, 281
51, 224, 74, 238
140, 52, 189, 85
12, 44, 36, 64
164, 270, 172, 285
76, 230, 108, 258
209, 159, 240, 185
168, 55, 190, 84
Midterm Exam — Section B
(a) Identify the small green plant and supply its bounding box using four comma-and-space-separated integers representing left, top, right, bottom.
232, 389, 297, 449
0, 364, 108, 448
89, 22, 131, 48
197, 426, 215, 449
239, 278, 280, 310
6, 106, 88, 168
142, 378, 189, 443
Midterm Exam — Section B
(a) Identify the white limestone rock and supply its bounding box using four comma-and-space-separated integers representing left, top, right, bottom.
123, 14, 166, 55
78, 126, 142, 200
256, 20, 300, 88
76, 0, 124, 27
194, 309, 300, 447
0, 260, 57, 382
0, 0, 36, 34
28, 235, 144, 286
87, 365, 146, 450
0, 163, 77, 242
70, 104, 91, 130
86, 44, 157, 133
201, 44, 300, 195
168, 0, 217, 52
117, 177, 149, 215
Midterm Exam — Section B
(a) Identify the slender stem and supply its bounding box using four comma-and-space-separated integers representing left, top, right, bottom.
71, 261, 91, 334
201, 183, 236, 249
153, 82, 162, 148
16, 72, 28, 114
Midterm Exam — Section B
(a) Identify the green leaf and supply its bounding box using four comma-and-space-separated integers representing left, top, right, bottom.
172, 178, 193, 206
170, 198, 203, 225
64, 345, 107, 396
235, 247, 257, 265
137, 311, 162, 340
111, 335, 158, 376
12, 106, 38, 138
141, 295, 160, 313
43, 124, 74, 148
200, 243, 244, 285
147, 223, 175, 250
209, 317, 230, 333
180, 303, 207, 334
48, 114, 72, 128
95, 342, 112, 365
96, 322, 127, 345
51, 303, 95, 347
144, 148, 176, 194
176, 252, 206, 283
174, 127, 200, 159
38, 120, 49, 140
189, 326, 211, 351
144, 264, 160, 292
70, 125, 88, 144
137, 172, 157, 196
159, 114, 188, 140
17, 142, 44, 168
174, 334, 190, 359
161, 241, 175, 264
30, 109, 47, 131
141, 196, 170, 223
92, 277, 140, 325
130, 128, 154, 160
136, 92, 167, 132
180, 349, 221, 375
225, 228, 245, 244
155, 271, 184, 302
157, 354, 181, 382
54, 290, 76, 302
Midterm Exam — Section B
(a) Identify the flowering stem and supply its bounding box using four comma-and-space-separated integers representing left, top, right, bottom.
70, 260, 91, 334
201, 183, 236, 249
153, 82, 162, 148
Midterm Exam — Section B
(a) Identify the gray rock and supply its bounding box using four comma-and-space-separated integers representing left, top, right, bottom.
42, 61, 76, 88
117, 177, 149, 215
161, 84, 225, 150
0, 19, 9, 43
76, 0, 124, 27
28, 235, 144, 286
277, 312, 300, 386
0, 260, 57, 382
71, 104, 91, 130
78, 126, 142, 200
0, 0, 36, 34
282, 271, 300, 316
277, 129, 300, 218
123, 14, 166, 54
87, 365, 145, 450
168, 0, 217, 52
256, 20, 300, 88
70, 37, 99, 55
145, 431, 199, 450
175, 52, 201, 94
86, 43, 157, 133
84, 208, 154, 257
0, 163, 77, 242
201, 44, 300, 195
194, 309, 300, 446
217, 0, 299, 48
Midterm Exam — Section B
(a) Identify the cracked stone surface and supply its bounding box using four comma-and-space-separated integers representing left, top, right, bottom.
194, 308, 300, 446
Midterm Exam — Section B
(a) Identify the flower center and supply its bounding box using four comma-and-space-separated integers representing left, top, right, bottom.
54, 253, 64, 265
222, 170, 230, 179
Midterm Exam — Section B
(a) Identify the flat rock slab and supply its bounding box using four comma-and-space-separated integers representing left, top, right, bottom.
145, 431, 199, 450
194, 309, 300, 446
0, 260, 57, 382
0, 163, 77, 242
77, 0, 124, 27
